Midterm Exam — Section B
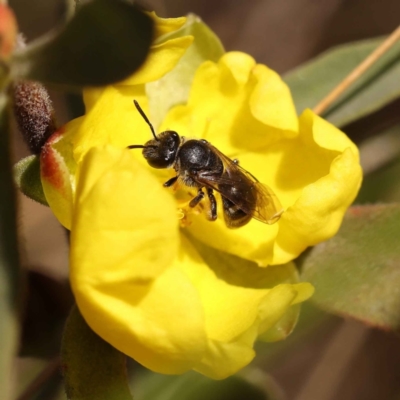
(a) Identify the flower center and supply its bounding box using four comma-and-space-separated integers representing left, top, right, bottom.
176, 198, 204, 227
174, 187, 205, 227
159, 170, 213, 227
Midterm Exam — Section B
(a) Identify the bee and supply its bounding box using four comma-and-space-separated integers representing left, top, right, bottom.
128, 100, 283, 228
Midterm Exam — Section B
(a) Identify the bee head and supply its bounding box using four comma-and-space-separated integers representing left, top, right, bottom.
128, 100, 181, 169
142, 130, 180, 169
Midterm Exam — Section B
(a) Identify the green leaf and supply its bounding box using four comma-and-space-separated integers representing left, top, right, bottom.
133, 368, 282, 400
10, 0, 153, 88
0, 93, 20, 399
356, 124, 400, 203
300, 204, 400, 330
284, 37, 400, 127
61, 305, 133, 400
14, 155, 48, 206
356, 157, 400, 204
147, 13, 225, 128
358, 123, 400, 176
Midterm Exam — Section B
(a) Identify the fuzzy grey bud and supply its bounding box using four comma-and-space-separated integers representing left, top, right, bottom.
12, 80, 57, 154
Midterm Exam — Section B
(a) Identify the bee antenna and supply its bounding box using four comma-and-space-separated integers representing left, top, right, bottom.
127, 144, 157, 150
133, 100, 159, 141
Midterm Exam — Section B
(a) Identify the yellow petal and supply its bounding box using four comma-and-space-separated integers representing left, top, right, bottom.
71, 146, 179, 281
195, 328, 258, 379
301, 108, 359, 156
119, 36, 194, 86
219, 51, 255, 85
270, 108, 362, 264
179, 238, 313, 378
250, 64, 298, 135
187, 212, 279, 266
258, 304, 300, 342
161, 52, 298, 156
148, 12, 187, 38
257, 279, 315, 343
273, 146, 362, 264
71, 147, 209, 374
82, 86, 105, 113
40, 122, 80, 229
72, 85, 150, 163
75, 263, 208, 374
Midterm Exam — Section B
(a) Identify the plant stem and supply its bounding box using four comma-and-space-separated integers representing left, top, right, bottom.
295, 321, 368, 400
313, 25, 400, 116
0, 92, 21, 400
16, 358, 60, 400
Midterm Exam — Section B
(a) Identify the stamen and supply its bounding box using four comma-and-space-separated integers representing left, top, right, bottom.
176, 194, 204, 228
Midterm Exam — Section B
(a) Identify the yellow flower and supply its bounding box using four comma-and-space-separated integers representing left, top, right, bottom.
71, 145, 313, 378
40, 21, 361, 378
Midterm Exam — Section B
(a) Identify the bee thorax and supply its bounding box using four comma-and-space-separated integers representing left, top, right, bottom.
179, 172, 200, 188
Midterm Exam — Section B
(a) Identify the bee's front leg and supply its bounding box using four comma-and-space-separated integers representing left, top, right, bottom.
189, 188, 205, 208
163, 176, 178, 187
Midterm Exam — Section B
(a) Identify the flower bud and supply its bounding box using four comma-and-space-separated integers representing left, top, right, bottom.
0, 5, 17, 59
13, 80, 56, 154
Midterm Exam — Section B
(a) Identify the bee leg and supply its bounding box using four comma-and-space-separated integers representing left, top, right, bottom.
207, 188, 217, 221
163, 176, 178, 187
189, 189, 205, 208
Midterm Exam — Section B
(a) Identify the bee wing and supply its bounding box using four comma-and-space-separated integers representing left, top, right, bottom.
244, 179, 284, 224
197, 144, 284, 225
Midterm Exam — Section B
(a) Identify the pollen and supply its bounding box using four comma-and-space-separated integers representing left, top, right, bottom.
176, 194, 203, 228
